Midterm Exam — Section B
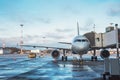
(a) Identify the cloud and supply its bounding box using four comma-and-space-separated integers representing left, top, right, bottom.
36, 17, 51, 24
0, 35, 42, 47
25, 35, 40, 39
63, 6, 80, 14
0, 31, 73, 48
45, 32, 64, 40
56, 28, 73, 33
84, 19, 94, 27
23, 34, 68, 47
0, 37, 19, 47
0, 28, 7, 31
23, 35, 43, 44
107, 3, 120, 16
0, 33, 67, 47
79, 19, 94, 31
2, 10, 51, 25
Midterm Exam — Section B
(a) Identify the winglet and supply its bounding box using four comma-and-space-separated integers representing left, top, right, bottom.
77, 22, 80, 35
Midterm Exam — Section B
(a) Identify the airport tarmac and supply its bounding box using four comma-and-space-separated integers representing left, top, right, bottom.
0, 54, 104, 80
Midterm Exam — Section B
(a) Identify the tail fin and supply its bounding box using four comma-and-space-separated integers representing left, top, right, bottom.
77, 22, 80, 35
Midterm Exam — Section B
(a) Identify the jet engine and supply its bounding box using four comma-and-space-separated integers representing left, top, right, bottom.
51, 50, 60, 59
100, 49, 110, 59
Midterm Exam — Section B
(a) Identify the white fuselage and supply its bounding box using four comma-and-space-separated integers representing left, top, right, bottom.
71, 35, 90, 55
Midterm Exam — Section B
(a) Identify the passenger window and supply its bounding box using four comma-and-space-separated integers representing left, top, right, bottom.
82, 39, 86, 42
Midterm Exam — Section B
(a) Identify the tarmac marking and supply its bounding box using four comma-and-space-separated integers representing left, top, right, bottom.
84, 65, 101, 77
0, 76, 6, 78
70, 65, 101, 78
58, 63, 101, 78
29, 75, 73, 78
58, 64, 73, 67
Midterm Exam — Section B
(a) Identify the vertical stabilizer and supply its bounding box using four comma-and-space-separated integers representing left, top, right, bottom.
77, 22, 80, 35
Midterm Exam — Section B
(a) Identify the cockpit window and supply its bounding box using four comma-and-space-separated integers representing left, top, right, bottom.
74, 39, 81, 42
74, 39, 88, 42
82, 39, 86, 42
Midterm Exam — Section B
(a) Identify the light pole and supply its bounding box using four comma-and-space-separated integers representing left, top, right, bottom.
20, 24, 23, 54
115, 24, 119, 58
93, 24, 96, 47
93, 24, 96, 32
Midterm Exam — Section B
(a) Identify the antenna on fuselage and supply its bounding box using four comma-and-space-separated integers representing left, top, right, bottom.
77, 22, 80, 35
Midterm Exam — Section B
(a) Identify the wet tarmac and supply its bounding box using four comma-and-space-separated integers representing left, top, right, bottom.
0, 54, 104, 80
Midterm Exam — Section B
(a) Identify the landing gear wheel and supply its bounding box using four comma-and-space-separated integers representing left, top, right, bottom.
91, 56, 97, 61
62, 56, 67, 61
91, 56, 93, 61
62, 56, 64, 61
95, 56, 97, 61
79, 59, 83, 65
65, 56, 67, 61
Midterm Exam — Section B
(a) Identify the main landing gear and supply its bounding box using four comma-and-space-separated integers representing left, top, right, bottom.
62, 49, 67, 61
79, 55, 83, 65
91, 49, 97, 61
91, 56, 97, 61
62, 56, 67, 61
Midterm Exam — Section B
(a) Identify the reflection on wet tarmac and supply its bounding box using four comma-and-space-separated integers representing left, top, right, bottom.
0, 54, 103, 80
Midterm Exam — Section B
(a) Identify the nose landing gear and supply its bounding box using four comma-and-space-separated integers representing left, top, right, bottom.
91, 56, 97, 61
62, 49, 68, 61
62, 56, 67, 61
79, 55, 83, 65
91, 49, 97, 61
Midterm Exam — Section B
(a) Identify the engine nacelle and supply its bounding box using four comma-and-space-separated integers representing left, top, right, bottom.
100, 49, 110, 59
51, 50, 60, 59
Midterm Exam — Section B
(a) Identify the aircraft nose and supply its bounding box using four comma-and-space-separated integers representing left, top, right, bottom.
78, 45, 86, 50
77, 43, 89, 51
72, 42, 90, 54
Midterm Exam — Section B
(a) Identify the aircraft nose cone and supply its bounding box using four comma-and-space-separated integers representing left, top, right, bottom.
78, 45, 86, 51
72, 42, 90, 54
77, 43, 89, 51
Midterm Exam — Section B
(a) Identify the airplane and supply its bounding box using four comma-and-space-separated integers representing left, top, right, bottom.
21, 22, 108, 61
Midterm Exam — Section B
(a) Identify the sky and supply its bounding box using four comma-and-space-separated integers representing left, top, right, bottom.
0, 0, 120, 47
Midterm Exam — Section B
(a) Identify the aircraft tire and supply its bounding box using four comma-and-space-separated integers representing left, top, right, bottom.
65, 56, 67, 61
91, 56, 93, 61
62, 56, 64, 61
95, 56, 97, 61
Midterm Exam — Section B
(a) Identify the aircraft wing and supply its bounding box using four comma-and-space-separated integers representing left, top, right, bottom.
58, 42, 71, 44
20, 44, 71, 50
